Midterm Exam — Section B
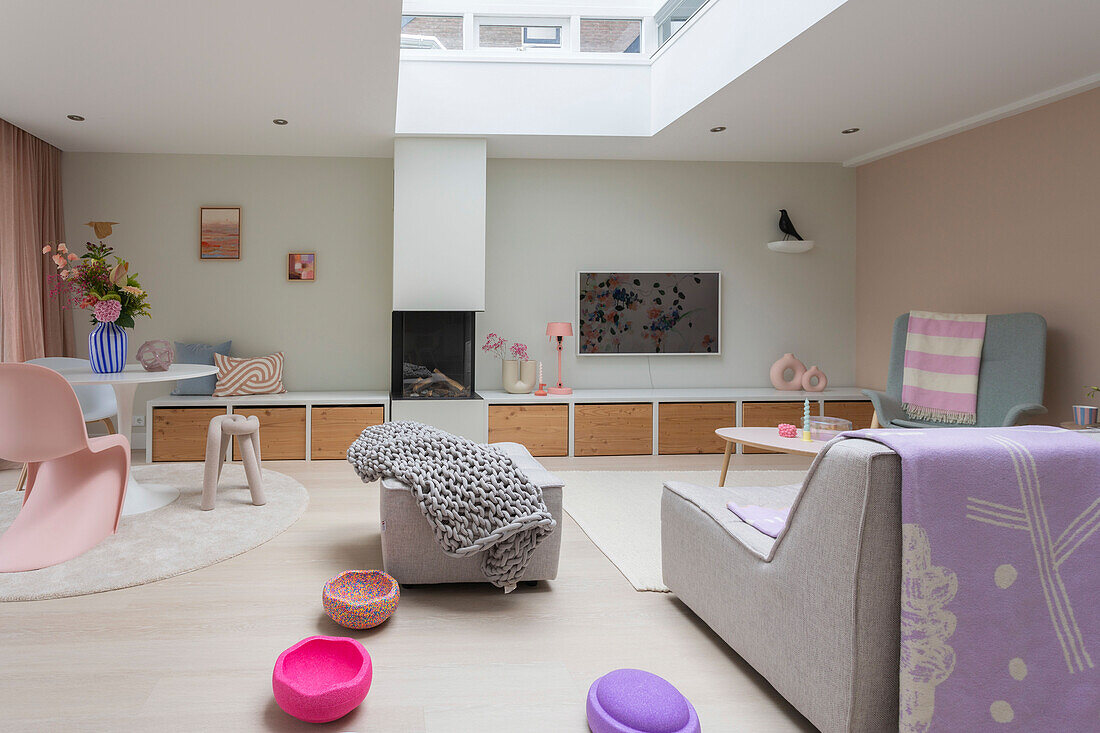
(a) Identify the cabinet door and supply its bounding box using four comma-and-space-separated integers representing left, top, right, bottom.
232, 407, 307, 460
574, 403, 653, 456
658, 402, 735, 454
488, 404, 569, 457
741, 401, 819, 454
824, 401, 876, 430
152, 407, 228, 462
312, 406, 385, 460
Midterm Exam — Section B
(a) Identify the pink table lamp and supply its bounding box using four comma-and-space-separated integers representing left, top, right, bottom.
546, 322, 573, 395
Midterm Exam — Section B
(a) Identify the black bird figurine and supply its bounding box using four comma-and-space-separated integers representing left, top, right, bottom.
778, 209, 803, 241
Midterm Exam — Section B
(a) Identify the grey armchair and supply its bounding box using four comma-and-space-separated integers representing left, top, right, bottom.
863, 312, 1047, 428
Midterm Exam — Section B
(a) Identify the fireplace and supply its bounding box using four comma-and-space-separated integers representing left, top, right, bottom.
391, 311, 478, 399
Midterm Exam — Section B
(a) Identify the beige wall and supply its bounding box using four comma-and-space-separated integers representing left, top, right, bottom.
62, 153, 395, 414
856, 88, 1100, 419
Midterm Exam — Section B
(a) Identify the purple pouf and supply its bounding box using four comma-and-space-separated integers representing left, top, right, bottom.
587, 669, 700, 733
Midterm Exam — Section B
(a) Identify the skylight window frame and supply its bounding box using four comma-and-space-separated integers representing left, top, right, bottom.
474, 15, 572, 52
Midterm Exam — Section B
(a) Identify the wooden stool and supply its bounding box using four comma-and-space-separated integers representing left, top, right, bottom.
202, 414, 266, 511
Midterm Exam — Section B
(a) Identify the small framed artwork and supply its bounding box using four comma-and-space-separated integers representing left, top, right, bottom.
288, 252, 316, 281
200, 207, 241, 260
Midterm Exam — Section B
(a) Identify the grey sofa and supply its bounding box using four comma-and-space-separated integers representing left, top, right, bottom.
662, 439, 902, 733
380, 442, 563, 585
864, 311, 1047, 427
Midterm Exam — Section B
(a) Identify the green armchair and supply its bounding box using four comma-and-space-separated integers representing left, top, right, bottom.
863, 312, 1048, 428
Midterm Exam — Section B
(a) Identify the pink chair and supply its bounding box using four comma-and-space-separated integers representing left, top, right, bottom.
0, 363, 130, 572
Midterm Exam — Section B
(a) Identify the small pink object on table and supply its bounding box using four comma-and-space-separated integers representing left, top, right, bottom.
323, 569, 399, 629
777, 423, 798, 438
272, 635, 372, 723
136, 339, 174, 371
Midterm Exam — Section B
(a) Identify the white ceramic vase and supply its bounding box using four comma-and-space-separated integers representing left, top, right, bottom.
502, 360, 537, 394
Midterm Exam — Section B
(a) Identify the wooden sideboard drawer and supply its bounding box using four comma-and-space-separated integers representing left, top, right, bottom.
574, 403, 653, 456
741, 401, 821, 454
311, 406, 385, 460
488, 404, 569, 457
232, 407, 307, 461
658, 402, 735, 454
151, 407, 228, 462
824, 400, 876, 430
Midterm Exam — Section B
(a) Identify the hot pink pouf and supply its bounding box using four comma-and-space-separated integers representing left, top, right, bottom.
272, 636, 372, 723
587, 669, 700, 733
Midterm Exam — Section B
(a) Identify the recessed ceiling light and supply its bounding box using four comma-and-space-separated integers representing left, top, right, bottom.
67, 114, 85, 122
709, 126, 726, 133
273, 118, 288, 126
841, 127, 860, 134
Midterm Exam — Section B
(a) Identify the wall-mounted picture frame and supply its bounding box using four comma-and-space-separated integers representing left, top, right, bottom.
577, 271, 721, 355
287, 252, 316, 281
200, 206, 241, 260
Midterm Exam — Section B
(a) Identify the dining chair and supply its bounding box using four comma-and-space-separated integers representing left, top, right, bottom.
15, 357, 118, 491
0, 363, 130, 572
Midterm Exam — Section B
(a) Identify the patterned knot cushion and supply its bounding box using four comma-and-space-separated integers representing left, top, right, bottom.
212, 351, 287, 397
586, 668, 700, 733
272, 635, 372, 723
323, 570, 399, 629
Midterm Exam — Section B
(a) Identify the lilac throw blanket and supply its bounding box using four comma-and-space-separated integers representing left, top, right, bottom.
842, 426, 1100, 729
726, 502, 789, 538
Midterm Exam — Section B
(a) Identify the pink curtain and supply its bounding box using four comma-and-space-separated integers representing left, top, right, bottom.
0, 118, 74, 363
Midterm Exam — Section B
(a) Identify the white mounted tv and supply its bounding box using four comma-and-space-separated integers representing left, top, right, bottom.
577, 271, 721, 355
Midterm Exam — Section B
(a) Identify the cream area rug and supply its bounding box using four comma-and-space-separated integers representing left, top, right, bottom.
559, 470, 807, 592
0, 463, 308, 601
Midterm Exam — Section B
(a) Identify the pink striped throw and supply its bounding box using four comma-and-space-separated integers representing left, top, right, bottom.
901, 311, 986, 424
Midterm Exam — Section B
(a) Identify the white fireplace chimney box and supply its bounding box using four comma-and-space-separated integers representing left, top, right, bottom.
392, 137, 486, 311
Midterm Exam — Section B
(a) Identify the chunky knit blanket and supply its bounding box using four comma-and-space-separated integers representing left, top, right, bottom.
347, 421, 556, 591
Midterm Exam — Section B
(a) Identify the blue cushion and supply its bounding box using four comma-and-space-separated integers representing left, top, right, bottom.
171, 341, 231, 395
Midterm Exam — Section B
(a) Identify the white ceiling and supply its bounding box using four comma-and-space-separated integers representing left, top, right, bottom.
2, 0, 1098, 163
483, 0, 1100, 163
0, 0, 402, 157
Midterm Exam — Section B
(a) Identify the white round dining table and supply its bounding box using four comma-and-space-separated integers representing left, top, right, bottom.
56, 363, 218, 515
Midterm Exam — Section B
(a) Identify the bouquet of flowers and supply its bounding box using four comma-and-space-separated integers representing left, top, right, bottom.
482, 332, 529, 361
45, 240, 151, 328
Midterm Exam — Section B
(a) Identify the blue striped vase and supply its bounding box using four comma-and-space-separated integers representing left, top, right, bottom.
88, 321, 129, 373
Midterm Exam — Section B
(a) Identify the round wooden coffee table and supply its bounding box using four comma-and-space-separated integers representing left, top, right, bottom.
715, 427, 825, 486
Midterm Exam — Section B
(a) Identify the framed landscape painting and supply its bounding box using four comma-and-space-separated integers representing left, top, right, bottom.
577, 271, 721, 355
287, 252, 316, 281
200, 207, 241, 259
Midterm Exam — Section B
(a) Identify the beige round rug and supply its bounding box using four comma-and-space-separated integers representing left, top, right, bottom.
0, 463, 309, 601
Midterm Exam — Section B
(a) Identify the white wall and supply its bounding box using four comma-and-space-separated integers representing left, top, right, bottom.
393, 138, 486, 310
478, 158, 856, 390
650, 0, 846, 132
396, 57, 650, 137
60, 153, 856, 432
62, 153, 394, 431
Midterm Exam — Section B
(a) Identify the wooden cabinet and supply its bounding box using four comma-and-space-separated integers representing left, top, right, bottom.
824, 400, 876, 430
488, 404, 569, 457
231, 406, 307, 461
658, 402, 735, 454
741, 401, 820, 454
311, 406, 385, 460
151, 407, 227, 462
574, 403, 653, 456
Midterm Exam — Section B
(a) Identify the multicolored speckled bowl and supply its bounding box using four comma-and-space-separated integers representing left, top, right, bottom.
323, 570, 399, 629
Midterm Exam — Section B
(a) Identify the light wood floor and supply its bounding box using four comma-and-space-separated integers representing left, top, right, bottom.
0, 452, 817, 733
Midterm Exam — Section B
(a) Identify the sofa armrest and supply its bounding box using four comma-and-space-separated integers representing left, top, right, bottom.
1001, 402, 1048, 426
861, 389, 905, 427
